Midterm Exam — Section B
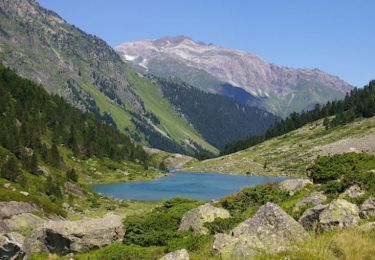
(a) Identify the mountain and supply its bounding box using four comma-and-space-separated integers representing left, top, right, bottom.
116, 36, 353, 117
0, 0, 217, 154
153, 76, 278, 149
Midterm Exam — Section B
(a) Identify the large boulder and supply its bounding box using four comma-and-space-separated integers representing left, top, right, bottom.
64, 182, 85, 197
339, 185, 364, 199
0, 232, 28, 260
159, 249, 189, 260
296, 191, 327, 208
360, 197, 375, 219
0, 202, 37, 219
179, 203, 230, 234
298, 204, 328, 230
3, 213, 45, 232
319, 199, 360, 231
278, 179, 312, 195
213, 203, 309, 259
34, 213, 124, 255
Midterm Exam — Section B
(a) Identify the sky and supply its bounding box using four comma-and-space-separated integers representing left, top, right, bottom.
37, 0, 375, 87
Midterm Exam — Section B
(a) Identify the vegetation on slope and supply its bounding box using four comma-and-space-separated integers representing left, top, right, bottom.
155, 77, 278, 149
221, 80, 375, 155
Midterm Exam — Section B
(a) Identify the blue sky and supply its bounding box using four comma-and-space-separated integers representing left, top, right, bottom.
37, 0, 374, 87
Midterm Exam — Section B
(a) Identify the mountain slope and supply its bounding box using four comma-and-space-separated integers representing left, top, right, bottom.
183, 115, 375, 176
0, 0, 216, 154
116, 36, 353, 117
154, 77, 278, 149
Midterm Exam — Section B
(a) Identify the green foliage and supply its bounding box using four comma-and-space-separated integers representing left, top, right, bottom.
220, 182, 289, 213
222, 80, 375, 155
308, 152, 375, 193
0, 157, 21, 182
166, 233, 212, 253
66, 169, 78, 182
123, 197, 201, 247
204, 217, 242, 234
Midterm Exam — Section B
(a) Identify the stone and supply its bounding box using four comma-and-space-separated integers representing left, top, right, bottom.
213, 203, 309, 259
339, 185, 364, 199
0, 232, 28, 260
296, 191, 327, 208
278, 179, 312, 195
360, 197, 375, 219
19, 192, 29, 197
3, 213, 45, 231
0, 202, 38, 219
319, 199, 360, 231
64, 182, 85, 197
35, 213, 124, 255
159, 249, 189, 260
179, 203, 230, 234
298, 204, 328, 230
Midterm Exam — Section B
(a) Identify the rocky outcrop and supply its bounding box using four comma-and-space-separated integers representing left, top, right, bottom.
33, 214, 124, 255
298, 204, 328, 230
0, 202, 40, 234
213, 203, 309, 259
159, 249, 189, 260
0, 232, 28, 260
3, 213, 45, 231
360, 197, 375, 218
296, 191, 327, 208
179, 204, 230, 234
339, 185, 364, 199
299, 199, 360, 232
278, 179, 312, 195
64, 182, 85, 197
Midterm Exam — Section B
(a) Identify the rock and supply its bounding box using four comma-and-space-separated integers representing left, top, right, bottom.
36, 214, 124, 255
359, 222, 375, 232
298, 204, 328, 230
0, 232, 28, 260
64, 182, 85, 197
159, 249, 189, 260
3, 213, 45, 231
319, 199, 360, 231
0, 202, 38, 219
339, 185, 364, 199
179, 204, 230, 234
360, 197, 375, 219
213, 203, 309, 259
19, 192, 29, 197
278, 179, 312, 195
36, 166, 49, 176
296, 191, 327, 208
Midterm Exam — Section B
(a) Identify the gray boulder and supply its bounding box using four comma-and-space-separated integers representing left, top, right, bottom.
64, 182, 85, 197
179, 203, 230, 234
213, 203, 309, 259
298, 204, 328, 230
159, 249, 189, 260
296, 191, 327, 208
360, 197, 375, 219
0, 232, 28, 260
3, 213, 45, 232
339, 185, 364, 199
278, 179, 312, 195
34, 213, 124, 255
319, 199, 360, 231
0, 202, 37, 219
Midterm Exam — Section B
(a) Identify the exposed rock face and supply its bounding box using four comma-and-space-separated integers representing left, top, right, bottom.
213, 203, 309, 259
298, 204, 328, 230
159, 249, 189, 260
360, 197, 375, 218
339, 185, 365, 199
64, 182, 85, 197
319, 199, 360, 231
296, 191, 327, 208
34, 214, 124, 255
0, 232, 28, 260
3, 213, 45, 231
278, 179, 312, 195
179, 204, 230, 234
0, 202, 40, 233
116, 36, 352, 117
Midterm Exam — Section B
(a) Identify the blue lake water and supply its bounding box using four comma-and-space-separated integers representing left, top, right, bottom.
91, 172, 288, 201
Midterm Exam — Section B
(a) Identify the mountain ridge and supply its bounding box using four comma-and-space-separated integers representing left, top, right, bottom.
116, 36, 353, 117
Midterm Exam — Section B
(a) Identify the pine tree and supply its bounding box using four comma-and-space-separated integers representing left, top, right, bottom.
1, 157, 21, 182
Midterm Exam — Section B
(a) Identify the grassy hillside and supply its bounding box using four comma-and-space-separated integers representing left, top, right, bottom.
183, 116, 375, 176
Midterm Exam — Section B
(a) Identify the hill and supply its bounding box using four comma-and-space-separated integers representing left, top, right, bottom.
116, 36, 353, 117
183, 115, 375, 176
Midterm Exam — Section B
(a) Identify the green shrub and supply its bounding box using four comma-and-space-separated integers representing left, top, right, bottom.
204, 217, 242, 234
166, 233, 212, 253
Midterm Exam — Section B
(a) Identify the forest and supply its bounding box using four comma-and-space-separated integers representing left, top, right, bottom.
221, 80, 375, 155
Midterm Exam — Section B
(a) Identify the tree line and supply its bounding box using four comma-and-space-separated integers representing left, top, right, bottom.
221, 80, 375, 155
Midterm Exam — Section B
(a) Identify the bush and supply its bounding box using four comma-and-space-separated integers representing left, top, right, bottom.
204, 217, 242, 234
166, 233, 212, 253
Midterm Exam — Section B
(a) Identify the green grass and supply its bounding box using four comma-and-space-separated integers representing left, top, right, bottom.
184, 116, 375, 176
